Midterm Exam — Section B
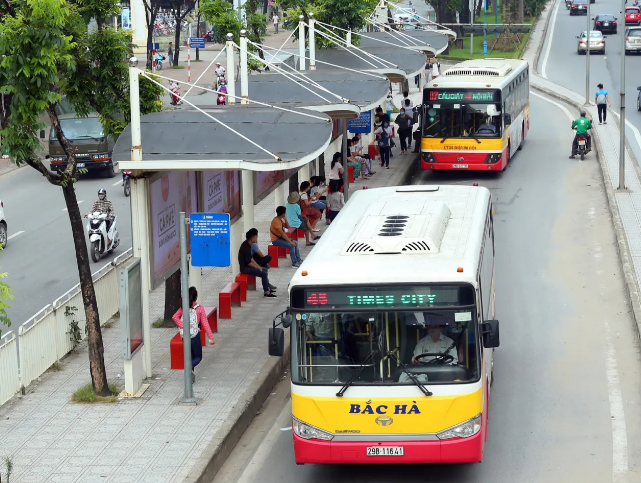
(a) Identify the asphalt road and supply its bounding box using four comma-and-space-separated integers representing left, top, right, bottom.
538, 0, 641, 161
212, 94, 641, 482
0, 166, 132, 336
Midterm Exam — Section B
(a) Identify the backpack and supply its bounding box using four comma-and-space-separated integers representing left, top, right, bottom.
597, 92, 606, 104
182, 303, 200, 338
378, 131, 389, 147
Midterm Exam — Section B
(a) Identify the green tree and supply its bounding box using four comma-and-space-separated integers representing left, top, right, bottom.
200, 0, 267, 67
0, 0, 162, 395
279, 0, 378, 48
0, 266, 14, 338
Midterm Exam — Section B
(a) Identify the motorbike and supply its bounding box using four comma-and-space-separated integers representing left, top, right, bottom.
565, 0, 572, 8
122, 171, 132, 197
216, 73, 226, 89
86, 212, 120, 263
156, 53, 165, 70
576, 134, 589, 160
170, 84, 182, 106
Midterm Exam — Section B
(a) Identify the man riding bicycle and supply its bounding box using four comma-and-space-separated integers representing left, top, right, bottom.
569, 110, 593, 159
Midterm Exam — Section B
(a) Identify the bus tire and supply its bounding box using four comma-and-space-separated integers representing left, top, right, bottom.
501, 144, 510, 172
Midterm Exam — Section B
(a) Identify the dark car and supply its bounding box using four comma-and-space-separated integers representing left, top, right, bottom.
570, 0, 589, 15
594, 14, 618, 33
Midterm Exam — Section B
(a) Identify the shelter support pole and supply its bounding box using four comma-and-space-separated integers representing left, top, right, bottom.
309, 12, 316, 70
188, 255, 203, 337
128, 59, 151, 378
346, 30, 352, 46
240, 30, 249, 104
342, 122, 349, 201
179, 212, 196, 402
230, 218, 242, 276
242, 170, 255, 234
275, 183, 286, 210
299, 15, 306, 71
226, 33, 236, 105
299, 163, 310, 185
368, 108, 375, 146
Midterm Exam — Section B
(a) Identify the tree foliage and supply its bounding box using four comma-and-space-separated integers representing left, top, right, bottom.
200, 0, 267, 70
279, 0, 378, 48
0, 0, 162, 394
0, 263, 14, 338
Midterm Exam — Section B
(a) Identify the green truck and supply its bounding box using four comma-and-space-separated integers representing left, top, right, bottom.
41, 101, 117, 177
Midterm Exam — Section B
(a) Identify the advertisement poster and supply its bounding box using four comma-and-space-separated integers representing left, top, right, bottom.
150, 171, 198, 287
202, 170, 241, 220
254, 170, 284, 204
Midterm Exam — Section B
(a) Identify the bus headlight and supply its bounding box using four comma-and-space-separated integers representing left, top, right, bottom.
485, 153, 502, 164
292, 417, 334, 441
436, 414, 481, 440
422, 152, 436, 163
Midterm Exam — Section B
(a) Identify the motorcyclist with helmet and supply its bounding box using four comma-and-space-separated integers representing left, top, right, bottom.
215, 62, 226, 87
90, 189, 115, 232
569, 110, 592, 159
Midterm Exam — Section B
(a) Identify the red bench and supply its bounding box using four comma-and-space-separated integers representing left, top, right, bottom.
347, 165, 355, 184
170, 306, 217, 370
368, 143, 377, 159
235, 273, 256, 302
219, 282, 241, 319
268, 244, 280, 267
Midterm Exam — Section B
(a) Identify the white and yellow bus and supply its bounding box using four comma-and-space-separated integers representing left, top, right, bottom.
421, 58, 529, 171
268, 184, 500, 464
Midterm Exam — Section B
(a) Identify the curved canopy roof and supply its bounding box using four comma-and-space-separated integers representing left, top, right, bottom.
114, 107, 333, 172
358, 29, 451, 55
188, 70, 390, 119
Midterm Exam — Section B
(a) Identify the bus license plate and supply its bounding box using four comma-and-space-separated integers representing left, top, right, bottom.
452, 164, 468, 168
367, 447, 404, 456
77, 163, 85, 168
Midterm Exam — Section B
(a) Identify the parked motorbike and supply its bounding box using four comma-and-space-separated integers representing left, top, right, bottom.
86, 212, 120, 263
170, 84, 182, 106
156, 53, 165, 70
122, 171, 132, 197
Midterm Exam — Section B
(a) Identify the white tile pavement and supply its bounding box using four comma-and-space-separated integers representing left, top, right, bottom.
0, 122, 419, 482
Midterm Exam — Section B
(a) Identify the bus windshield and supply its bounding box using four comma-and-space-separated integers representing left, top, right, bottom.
423, 102, 502, 139
291, 308, 480, 386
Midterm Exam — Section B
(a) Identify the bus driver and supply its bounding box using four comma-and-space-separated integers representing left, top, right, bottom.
412, 314, 458, 365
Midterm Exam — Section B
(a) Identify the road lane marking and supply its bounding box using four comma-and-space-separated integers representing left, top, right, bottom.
531, 91, 574, 121
608, 111, 641, 157
112, 180, 122, 186
62, 200, 83, 211
541, 0, 559, 79
7, 231, 24, 240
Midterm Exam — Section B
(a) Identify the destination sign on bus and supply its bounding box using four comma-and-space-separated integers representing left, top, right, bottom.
292, 285, 474, 309
424, 89, 500, 103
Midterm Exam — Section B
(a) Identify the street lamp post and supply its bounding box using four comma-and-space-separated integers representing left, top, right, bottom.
585, 0, 591, 105
619, 0, 626, 189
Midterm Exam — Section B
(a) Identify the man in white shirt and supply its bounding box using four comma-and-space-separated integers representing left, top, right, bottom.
273, 13, 280, 33
402, 90, 414, 109
412, 314, 458, 365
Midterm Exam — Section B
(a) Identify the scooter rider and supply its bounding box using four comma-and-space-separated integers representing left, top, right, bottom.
215, 62, 226, 85
569, 110, 592, 159
91, 189, 115, 232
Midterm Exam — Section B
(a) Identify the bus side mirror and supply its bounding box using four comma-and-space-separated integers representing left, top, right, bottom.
269, 310, 292, 356
503, 113, 511, 125
481, 320, 500, 348
39, 129, 46, 139
269, 328, 285, 356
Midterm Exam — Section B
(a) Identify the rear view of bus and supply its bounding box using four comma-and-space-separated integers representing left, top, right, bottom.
268, 185, 500, 465
421, 58, 529, 171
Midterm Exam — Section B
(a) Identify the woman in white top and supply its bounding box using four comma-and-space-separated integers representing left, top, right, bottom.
328, 152, 344, 190
431, 57, 440, 78
326, 179, 345, 223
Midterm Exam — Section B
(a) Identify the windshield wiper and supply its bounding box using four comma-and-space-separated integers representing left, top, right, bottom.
385, 349, 432, 396
75, 135, 104, 142
468, 131, 481, 144
336, 352, 374, 397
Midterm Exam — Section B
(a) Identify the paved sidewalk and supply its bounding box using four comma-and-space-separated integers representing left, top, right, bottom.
521, 0, 641, 333
0, 89, 422, 483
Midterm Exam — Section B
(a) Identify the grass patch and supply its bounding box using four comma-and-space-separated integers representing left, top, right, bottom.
71, 382, 120, 403
49, 361, 63, 372
102, 321, 113, 329
171, 65, 186, 69
192, 59, 204, 62
442, 12, 534, 60
152, 318, 165, 328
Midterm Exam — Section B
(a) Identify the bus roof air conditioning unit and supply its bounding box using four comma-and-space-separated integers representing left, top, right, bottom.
342, 201, 451, 255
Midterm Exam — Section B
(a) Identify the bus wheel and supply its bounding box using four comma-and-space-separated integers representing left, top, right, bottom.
501, 144, 510, 172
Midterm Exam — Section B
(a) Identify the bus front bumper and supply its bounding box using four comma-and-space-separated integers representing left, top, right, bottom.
421, 150, 506, 170
293, 431, 483, 464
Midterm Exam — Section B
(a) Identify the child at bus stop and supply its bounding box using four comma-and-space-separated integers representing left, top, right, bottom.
326, 180, 345, 223
172, 286, 215, 383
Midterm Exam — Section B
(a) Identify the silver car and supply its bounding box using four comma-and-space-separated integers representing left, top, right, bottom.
576, 30, 606, 54
625, 27, 641, 53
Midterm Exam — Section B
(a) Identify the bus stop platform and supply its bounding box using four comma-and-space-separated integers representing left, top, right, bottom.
0, 89, 424, 483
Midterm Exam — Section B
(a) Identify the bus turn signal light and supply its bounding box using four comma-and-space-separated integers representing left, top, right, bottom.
457, 267, 464, 272
302, 271, 308, 276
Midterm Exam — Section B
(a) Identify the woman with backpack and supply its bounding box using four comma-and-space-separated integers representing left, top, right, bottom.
173, 286, 215, 382
595, 83, 611, 125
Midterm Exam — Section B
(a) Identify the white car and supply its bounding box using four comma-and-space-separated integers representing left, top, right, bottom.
0, 200, 7, 249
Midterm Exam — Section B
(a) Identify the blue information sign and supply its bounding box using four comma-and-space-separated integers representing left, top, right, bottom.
190, 213, 231, 267
189, 37, 206, 49
148, 42, 160, 50
348, 111, 372, 134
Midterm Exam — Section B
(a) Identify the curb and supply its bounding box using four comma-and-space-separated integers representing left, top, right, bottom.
183, 154, 419, 483
186, 336, 291, 483
531, 82, 641, 339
